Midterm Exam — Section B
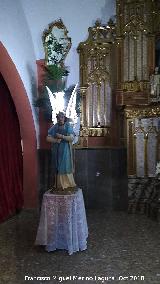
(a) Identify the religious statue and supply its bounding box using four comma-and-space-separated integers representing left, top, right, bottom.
150, 67, 160, 102
46, 112, 76, 191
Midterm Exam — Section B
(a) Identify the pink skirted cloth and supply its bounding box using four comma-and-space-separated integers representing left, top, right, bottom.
35, 189, 88, 255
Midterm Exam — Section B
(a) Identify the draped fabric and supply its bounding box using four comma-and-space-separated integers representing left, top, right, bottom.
0, 73, 23, 223
35, 189, 88, 255
48, 122, 76, 189
48, 123, 74, 174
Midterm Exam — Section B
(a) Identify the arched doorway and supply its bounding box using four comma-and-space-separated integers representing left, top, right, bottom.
0, 42, 38, 209
0, 73, 23, 222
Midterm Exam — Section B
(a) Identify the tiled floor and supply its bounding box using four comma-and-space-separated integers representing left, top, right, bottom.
0, 209, 160, 284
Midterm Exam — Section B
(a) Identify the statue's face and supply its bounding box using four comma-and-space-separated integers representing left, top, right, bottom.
57, 114, 65, 125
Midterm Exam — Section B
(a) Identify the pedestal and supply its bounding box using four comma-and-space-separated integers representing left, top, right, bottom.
35, 188, 88, 255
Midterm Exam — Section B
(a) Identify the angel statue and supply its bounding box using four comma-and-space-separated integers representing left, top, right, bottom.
46, 84, 80, 191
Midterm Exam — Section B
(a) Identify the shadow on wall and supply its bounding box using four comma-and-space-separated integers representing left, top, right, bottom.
101, 0, 116, 24
26, 63, 39, 123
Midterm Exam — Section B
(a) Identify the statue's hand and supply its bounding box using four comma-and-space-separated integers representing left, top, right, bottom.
56, 133, 63, 139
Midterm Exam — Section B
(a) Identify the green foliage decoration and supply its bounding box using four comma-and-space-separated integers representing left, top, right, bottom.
43, 64, 69, 82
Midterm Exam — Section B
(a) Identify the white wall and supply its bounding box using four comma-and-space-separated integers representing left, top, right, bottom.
20, 0, 116, 86
0, 0, 39, 142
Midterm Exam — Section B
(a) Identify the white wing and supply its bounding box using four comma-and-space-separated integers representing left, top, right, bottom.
66, 84, 80, 144
46, 86, 66, 124
46, 86, 56, 123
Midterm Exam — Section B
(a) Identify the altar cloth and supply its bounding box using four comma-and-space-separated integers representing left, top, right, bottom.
35, 189, 88, 255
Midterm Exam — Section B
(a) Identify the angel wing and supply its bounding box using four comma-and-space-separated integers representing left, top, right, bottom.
66, 84, 80, 144
46, 86, 65, 124
46, 86, 56, 123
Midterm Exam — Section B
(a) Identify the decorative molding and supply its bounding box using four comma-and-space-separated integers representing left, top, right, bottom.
80, 127, 110, 137
125, 106, 160, 119
121, 80, 150, 92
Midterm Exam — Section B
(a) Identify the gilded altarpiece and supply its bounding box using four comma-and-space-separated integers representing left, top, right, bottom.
116, 0, 160, 177
77, 20, 115, 147
125, 108, 160, 177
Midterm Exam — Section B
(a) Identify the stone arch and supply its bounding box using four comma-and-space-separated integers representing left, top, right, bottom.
0, 42, 38, 208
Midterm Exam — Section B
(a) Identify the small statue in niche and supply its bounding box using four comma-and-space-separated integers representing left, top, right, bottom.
150, 67, 160, 102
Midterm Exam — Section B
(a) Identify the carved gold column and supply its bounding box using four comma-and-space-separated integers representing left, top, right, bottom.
144, 132, 148, 176
116, 37, 123, 88
133, 132, 137, 176
97, 84, 101, 124
80, 52, 83, 86
127, 119, 136, 175
134, 37, 137, 79
80, 87, 88, 127
148, 35, 155, 75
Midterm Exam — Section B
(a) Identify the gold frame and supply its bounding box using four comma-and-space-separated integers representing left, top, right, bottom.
42, 18, 72, 66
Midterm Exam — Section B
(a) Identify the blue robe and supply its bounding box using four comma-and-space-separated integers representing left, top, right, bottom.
48, 123, 74, 174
